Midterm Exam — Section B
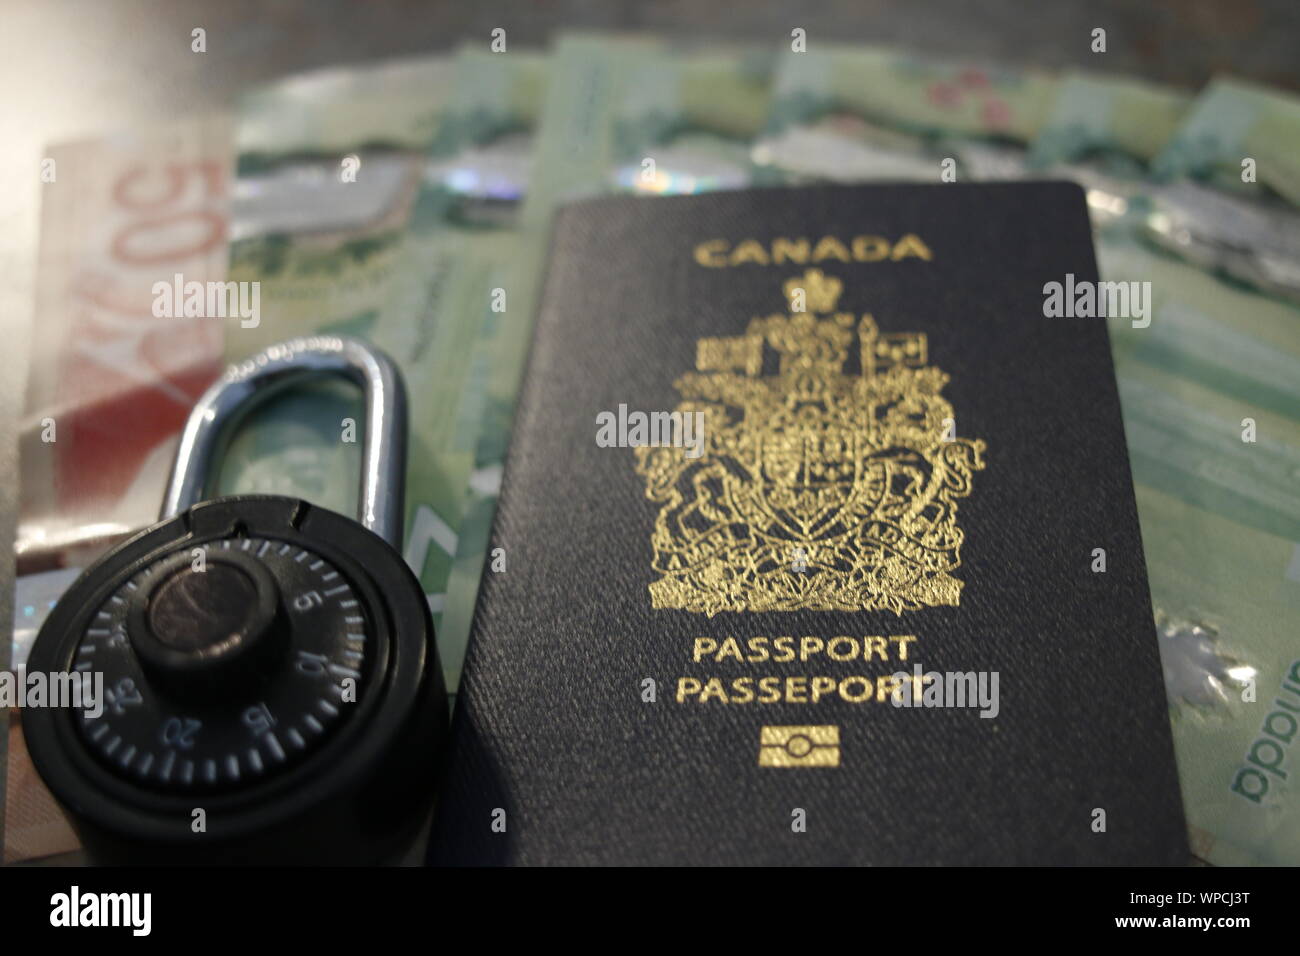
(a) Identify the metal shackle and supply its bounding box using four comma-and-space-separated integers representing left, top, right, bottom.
161, 335, 408, 549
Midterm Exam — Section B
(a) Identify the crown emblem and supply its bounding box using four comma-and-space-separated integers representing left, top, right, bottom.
784, 268, 842, 313
633, 269, 987, 616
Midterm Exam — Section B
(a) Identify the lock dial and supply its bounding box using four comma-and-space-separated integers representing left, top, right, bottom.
23, 495, 445, 864
76, 536, 368, 792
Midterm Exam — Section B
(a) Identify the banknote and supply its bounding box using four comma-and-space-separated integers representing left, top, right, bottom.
750, 47, 1278, 296
1153, 77, 1300, 207
1027, 71, 1190, 172
217, 55, 455, 546
1138, 78, 1300, 304
1013, 73, 1300, 301
227, 54, 454, 355
747, 49, 1154, 235
17, 119, 233, 570
1101, 237, 1300, 866
1140, 179, 1300, 305
438, 34, 663, 690
437, 35, 778, 690
606, 44, 773, 195
218, 55, 458, 534
752, 43, 1059, 184
1013, 74, 1300, 304
215, 49, 549, 690
371, 48, 549, 686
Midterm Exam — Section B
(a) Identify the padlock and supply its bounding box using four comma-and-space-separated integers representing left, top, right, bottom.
23, 336, 446, 864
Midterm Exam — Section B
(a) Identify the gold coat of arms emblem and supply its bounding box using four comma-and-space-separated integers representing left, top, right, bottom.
633, 269, 987, 616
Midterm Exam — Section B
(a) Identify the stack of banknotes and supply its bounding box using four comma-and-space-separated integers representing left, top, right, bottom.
10, 33, 1300, 865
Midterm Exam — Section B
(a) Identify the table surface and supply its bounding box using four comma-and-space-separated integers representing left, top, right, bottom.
1, 0, 1297, 861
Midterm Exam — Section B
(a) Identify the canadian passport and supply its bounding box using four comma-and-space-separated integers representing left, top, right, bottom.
429, 183, 1188, 865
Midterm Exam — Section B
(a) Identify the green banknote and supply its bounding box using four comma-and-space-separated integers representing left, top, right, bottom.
752, 43, 1059, 184
1137, 78, 1300, 305
228, 54, 456, 353
1153, 77, 1300, 207
375, 47, 549, 687
1101, 237, 1300, 866
218, 49, 549, 693
750, 47, 1159, 233
1015, 74, 1300, 305
1027, 71, 1190, 172
483, 34, 772, 460
218, 53, 465, 678
438, 35, 777, 689
607, 45, 773, 195
217, 54, 456, 532
230, 59, 446, 356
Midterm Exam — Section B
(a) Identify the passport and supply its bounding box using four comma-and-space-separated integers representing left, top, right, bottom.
429, 183, 1189, 865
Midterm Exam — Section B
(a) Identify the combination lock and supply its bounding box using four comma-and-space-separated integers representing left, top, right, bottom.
23, 336, 447, 864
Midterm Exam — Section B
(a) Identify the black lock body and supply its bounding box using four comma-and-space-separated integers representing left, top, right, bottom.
23, 494, 446, 865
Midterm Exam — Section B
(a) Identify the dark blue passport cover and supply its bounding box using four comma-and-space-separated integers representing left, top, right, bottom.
429, 183, 1188, 865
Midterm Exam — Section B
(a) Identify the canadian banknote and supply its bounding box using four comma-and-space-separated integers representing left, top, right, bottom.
217, 48, 550, 691
747, 46, 1299, 311
752, 43, 1059, 184
371, 47, 548, 688
218, 56, 460, 630
1141, 79, 1300, 305
18, 120, 233, 569
218, 54, 457, 527
1153, 77, 1300, 207
1119, 87, 1300, 873
1027, 76, 1300, 305
228, 54, 455, 352
1028, 70, 1190, 171
1101, 238, 1300, 866
1023, 72, 1300, 302
437, 35, 777, 690
8, 118, 235, 863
